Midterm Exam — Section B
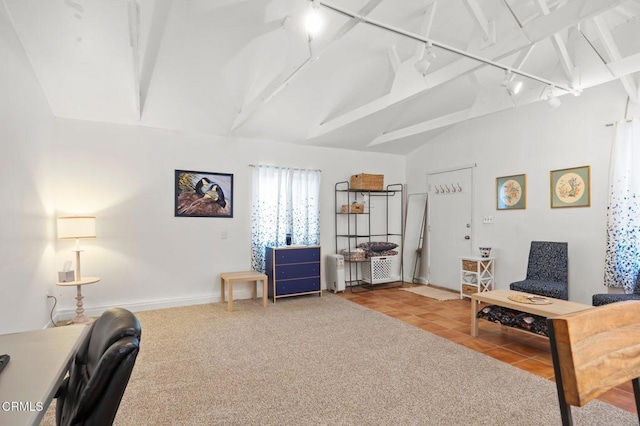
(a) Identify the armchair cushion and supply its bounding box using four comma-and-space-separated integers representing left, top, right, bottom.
510, 279, 568, 301
592, 293, 640, 306
592, 271, 640, 306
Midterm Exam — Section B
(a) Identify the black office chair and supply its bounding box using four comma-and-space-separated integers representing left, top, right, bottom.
509, 241, 569, 300
55, 307, 141, 426
592, 271, 640, 306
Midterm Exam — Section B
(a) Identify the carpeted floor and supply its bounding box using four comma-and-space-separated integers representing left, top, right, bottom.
43, 293, 637, 425
399, 284, 459, 301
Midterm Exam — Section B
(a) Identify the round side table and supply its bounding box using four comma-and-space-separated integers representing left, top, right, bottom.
55, 277, 101, 324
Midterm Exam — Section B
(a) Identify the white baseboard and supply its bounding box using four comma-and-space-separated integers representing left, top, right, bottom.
54, 289, 258, 322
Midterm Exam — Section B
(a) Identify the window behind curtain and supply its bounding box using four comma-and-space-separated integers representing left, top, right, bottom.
251, 166, 321, 272
604, 118, 640, 292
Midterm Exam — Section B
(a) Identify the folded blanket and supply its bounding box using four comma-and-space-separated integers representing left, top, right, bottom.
366, 250, 398, 258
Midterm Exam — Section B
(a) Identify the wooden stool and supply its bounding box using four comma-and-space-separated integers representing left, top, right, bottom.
219, 271, 268, 312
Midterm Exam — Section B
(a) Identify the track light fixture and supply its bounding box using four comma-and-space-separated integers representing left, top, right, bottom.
414, 57, 431, 76
544, 85, 561, 108
414, 42, 436, 77
315, 1, 579, 96
305, 0, 323, 36
501, 70, 522, 95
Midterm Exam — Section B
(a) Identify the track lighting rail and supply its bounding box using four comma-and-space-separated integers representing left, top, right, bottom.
317, 0, 578, 95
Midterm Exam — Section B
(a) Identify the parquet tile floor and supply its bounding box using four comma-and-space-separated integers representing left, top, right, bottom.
337, 283, 637, 414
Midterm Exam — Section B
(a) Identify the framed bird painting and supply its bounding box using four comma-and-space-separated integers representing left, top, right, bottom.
175, 169, 233, 218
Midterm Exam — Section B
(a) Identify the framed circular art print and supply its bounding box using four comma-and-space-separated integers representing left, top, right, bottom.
496, 174, 526, 210
550, 165, 590, 208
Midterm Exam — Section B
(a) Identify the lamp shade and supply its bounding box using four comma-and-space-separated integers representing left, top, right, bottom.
57, 216, 96, 239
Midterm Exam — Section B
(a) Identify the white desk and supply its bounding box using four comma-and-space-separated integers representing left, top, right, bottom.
0, 325, 89, 425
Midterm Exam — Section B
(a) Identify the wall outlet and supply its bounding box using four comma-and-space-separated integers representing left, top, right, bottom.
483, 215, 494, 224
221, 230, 227, 239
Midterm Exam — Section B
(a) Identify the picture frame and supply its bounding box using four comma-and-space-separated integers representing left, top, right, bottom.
550, 165, 590, 208
496, 174, 526, 210
175, 169, 233, 218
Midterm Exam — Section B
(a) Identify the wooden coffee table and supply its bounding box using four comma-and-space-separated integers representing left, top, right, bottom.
470, 289, 591, 337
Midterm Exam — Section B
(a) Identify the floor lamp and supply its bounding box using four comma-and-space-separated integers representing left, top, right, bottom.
57, 216, 100, 324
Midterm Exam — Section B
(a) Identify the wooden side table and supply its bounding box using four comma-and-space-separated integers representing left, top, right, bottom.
55, 276, 100, 324
220, 271, 268, 312
460, 256, 494, 299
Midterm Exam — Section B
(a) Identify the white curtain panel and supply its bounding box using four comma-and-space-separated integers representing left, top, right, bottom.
604, 118, 640, 292
251, 166, 321, 272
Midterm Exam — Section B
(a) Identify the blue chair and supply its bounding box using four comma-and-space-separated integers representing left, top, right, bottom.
592, 272, 640, 306
510, 241, 568, 300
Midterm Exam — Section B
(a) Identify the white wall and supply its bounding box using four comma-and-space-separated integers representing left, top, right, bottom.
0, 0, 405, 330
406, 82, 629, 305
0, 5, 56, 333
49, 118, 405, 319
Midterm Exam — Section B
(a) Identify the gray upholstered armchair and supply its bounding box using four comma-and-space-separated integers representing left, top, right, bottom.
509, 241, 569, 300
592, 272, 640, 306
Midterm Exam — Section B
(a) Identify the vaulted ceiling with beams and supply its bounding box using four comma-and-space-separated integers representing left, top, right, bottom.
4, 0, 640, 154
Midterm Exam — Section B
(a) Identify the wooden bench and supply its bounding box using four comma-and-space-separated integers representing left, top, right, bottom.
548, 301, 640, 425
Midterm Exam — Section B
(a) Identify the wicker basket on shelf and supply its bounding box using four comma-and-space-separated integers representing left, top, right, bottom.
350, 174, 384, 190
341, 203, 364, 213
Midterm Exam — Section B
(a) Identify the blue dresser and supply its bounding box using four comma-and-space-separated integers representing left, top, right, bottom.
265, 246, 322, 302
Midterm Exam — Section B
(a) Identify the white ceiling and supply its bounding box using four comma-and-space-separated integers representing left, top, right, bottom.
5, 0, 640, 154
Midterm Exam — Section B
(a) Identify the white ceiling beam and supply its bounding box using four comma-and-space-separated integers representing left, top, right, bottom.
309, 0, 591, 139
128, 0, 141, 118
231, 0, 383, 131
374, 49, 640, 146
370, 53, 640, 146
233, 13, 318, 130
511, 44, 535, 70
139, 0, 172, 118
593, 16, 639, 103
535, 0, 575, 83
551, 33, 576, 82
414, 2, 437, 61
369, 110, 471, 146
467, 73, 483, 93
231, 38, 311, 130
462, 0, 495, 43
607, 51, 640, 78
522, 0, 622, 42
317, 95, 393, 135
387, 45, 401, 73
613, 2, 640, 18
332, 0, 384, 40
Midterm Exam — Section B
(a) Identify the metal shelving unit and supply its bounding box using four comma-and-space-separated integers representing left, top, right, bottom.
334, 181, 404, 291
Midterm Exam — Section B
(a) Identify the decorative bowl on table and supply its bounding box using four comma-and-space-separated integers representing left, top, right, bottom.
479, 247, 492, 258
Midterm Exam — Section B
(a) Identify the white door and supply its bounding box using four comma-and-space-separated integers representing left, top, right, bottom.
427, 167, 474, 291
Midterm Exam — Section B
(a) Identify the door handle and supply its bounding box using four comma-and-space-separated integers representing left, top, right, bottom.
464, 235, 470, 240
